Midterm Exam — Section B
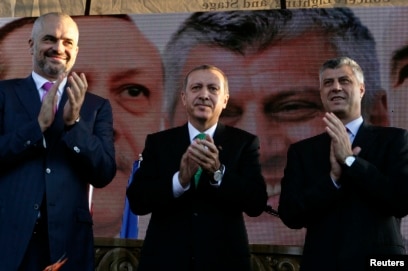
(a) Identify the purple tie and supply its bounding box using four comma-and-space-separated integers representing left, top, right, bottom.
41, 81, 54, 101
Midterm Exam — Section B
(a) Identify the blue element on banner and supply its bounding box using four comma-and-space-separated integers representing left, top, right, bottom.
119, 158, 141, 239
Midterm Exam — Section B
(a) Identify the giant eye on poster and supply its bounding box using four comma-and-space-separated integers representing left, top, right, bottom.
1, 0, 408, 249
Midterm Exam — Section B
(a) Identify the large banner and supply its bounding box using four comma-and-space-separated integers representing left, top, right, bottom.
1, 0, 408, 17
1, 7, 407, 247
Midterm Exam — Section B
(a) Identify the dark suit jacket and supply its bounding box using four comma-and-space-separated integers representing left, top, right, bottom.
127, 123, 267, 271
278, 122, 408, 271
0, 76, 116, 271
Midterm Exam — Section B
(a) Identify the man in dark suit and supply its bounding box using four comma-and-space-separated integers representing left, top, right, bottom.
278, 56, 408, 271
0, 12, 116, 271
127, 64, 267, 271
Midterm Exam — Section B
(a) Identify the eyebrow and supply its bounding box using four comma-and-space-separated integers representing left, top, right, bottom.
42, 34, 75, 43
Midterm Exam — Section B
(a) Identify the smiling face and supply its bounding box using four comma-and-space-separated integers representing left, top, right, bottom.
181, 67, 229, 130
29, 14, 79, 80
319, 65, 365, 124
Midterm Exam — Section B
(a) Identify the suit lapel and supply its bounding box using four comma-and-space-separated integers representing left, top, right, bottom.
17, 76, 69, 147
352, 122, 375, 158
15, 76, 42, 119
213, 123, 227, 163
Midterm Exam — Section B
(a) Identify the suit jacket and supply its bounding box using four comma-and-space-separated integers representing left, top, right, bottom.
278, 122, 408, 271
0, 76, 116, 271
127, 123, 267, 271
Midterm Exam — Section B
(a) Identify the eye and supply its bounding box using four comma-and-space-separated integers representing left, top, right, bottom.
208, 86, 219, 93
323, 80, 332, 87
396, 64, 408, 87
42, 35, 56, 43
116, 84, 151, 114
119, 84, 150, 98
339, 78, 351, 84
220, 103, 243, 125
391, 45, 408, 87
64, 40, 74, 47
190, 85, 202, 92
265, 92, 323, 122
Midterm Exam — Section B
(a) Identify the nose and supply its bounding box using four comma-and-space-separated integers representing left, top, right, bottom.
198, 88, 210, 100
52, 39, 65, 53
332, 80, 342, 91
238, 102, 288, 161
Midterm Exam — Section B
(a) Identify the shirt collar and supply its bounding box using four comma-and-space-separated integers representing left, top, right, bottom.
188, 122, 217, 142
345, 116, 363, 137
32, 71, 66, 96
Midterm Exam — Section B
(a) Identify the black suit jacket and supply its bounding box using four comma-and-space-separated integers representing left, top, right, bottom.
0, 76, 116, 271
278, 122, 408, 271
127, 123, 267, 271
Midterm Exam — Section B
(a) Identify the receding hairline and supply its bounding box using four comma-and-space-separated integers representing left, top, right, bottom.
31, 12, 79, 39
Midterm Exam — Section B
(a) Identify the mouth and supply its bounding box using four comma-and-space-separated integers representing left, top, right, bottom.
195, 102, 212, 108
330, 95, 345, 101
46, 52, 67, 63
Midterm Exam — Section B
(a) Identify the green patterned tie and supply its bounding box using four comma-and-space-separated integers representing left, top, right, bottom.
194, 133, 206, 186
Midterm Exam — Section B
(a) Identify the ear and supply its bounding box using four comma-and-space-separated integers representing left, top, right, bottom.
223, 94, 229, 109
368, 89, 389, 127
28, 39, 34, 55
181, 91, 186, 107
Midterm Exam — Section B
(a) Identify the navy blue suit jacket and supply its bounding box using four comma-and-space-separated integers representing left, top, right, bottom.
279, 123, 408, 271
127, 123, 267, 271
0, 76, 116, 271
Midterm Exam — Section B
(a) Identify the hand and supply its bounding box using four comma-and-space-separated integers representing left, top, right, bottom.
37, 75, 65, 132
323, 112, 353, 163
178, 135, 220, 187
188, 134, 220, 173
329, 142, 342, 181
63, 72, 87, 126
179, 152, 199, 188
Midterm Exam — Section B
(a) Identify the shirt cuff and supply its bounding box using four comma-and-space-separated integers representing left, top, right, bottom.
173, 171, 190, 198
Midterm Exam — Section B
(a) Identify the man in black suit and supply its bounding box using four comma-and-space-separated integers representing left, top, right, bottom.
127, 64, 267, 271
0, 12, 116, 271
278, 56, 408, 271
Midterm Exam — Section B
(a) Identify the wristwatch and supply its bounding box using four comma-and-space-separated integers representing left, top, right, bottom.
344, 155, 356, 167
213, 164, 225, 182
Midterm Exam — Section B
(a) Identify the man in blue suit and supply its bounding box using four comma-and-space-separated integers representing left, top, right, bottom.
0, 12, 116, 271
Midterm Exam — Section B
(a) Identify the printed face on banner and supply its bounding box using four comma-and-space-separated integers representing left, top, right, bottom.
383, 9, 408, 131
73, 16, 164, 237
2, 7, 408, 247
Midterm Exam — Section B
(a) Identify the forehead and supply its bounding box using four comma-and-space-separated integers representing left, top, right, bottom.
321, 65, 354, 80
182, 31, 336, 85
73, 17, 162, 70
36, 15, 79, 42
187, 69, 223, 84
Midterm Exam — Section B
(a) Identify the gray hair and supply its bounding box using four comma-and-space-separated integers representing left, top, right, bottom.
163, 8, 381, 124
182, 64, 229, 94
319, 56, 365, 86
